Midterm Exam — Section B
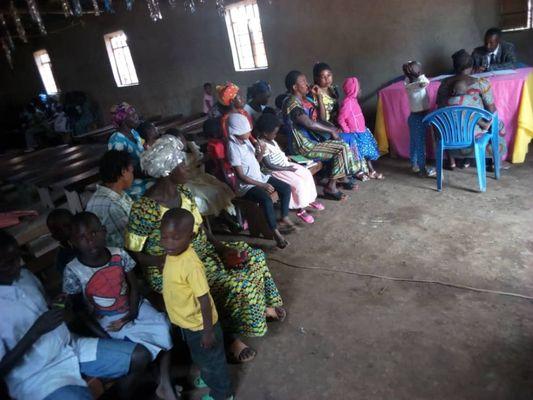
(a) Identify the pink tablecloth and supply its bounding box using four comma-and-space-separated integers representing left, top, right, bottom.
378, 67, 533, 160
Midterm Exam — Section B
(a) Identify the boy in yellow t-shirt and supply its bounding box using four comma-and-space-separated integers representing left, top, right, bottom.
160, 208, 233, 400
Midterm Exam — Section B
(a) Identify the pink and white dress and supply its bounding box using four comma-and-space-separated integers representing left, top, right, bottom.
262, 139, 318, 209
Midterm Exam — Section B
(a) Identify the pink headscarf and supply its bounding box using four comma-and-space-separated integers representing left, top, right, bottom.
338, 77, 366, 133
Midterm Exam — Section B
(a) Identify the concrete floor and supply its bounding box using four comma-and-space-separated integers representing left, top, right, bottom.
220, 157, 533, 400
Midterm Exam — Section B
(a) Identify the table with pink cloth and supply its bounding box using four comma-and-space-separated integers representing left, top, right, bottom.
374, 67, 533, 161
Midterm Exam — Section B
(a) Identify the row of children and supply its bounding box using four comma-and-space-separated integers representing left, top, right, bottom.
2, 205, 248, 399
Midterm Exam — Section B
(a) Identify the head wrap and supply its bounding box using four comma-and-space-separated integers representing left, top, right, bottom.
228, 113, 251, 136
216, 82, 239, 106
140, 135, 185, 178
247, 80, 271, 101
110, 102, 135, 127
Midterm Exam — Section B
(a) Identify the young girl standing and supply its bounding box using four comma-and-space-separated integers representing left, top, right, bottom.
256, 113, 324, 224
338, 77, 384, 180
403, 61, 436, 177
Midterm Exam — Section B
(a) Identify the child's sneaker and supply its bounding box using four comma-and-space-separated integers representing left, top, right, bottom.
411, 165, 420, 173
417, 167, 436, 178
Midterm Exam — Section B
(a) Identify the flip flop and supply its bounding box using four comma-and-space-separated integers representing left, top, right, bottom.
368, 171, 385, 180
267, 307, 287, 322
227, 346, 257, 364
296, 210, 314, 224
308, 201, 325, 210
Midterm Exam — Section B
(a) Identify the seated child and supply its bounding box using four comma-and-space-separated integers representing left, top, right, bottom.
137, 121, 161, 149
0, 231, 151, 400
255, 113, 325, 224
166, 128, 236, 218
160, 208, 234, 400
338, 77, 384, 180
62, 212, 178, 400
403, 61, 436, 177
46, 208, 76, 275
227, 113, 293, 249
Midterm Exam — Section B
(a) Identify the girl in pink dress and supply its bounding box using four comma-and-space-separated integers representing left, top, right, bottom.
255, 113, 324, 224
338, 77, 384, 179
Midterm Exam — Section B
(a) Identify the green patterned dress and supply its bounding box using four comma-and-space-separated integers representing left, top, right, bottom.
125, 185, 283, 337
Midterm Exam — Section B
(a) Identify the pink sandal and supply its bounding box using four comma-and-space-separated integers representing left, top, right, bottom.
296, 210, 314, 224
308, 201, 325, 210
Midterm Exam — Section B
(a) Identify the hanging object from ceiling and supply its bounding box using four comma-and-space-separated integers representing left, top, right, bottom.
215, 0, 225, 17
146, 0, 162, 21
184, 0, 196, 14
60, 0, 73, 17
71, 0, 83, 16
0, 14, 14, 50
124, 0, 134, 11
92, 0, 101, 15
168, 0, 177, 8
27, 0, 47, 35
2, 38, 13, 69
10, 1, 27, 44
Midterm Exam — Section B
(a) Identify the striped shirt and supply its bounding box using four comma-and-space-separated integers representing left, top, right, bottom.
262, 139, 290, 167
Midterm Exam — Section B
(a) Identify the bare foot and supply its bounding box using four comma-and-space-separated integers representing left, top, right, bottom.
266, 306, 287, 322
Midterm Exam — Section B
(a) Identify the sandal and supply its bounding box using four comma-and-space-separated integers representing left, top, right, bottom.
355, 172, 370, 182
340, 177, 358, 190
227, 346, 257, 364
308, 201, 325, 210
267, 307, 287, 322
296, 210, 314, 224
368, 171, 384, 180
323, 190, 348, 201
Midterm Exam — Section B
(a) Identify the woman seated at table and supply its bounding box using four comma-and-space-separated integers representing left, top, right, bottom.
282, 70, 359, 200
436, 50, 507, 167
86, 150, 134, 248
125, 135, 285, 363
108, 102, 150, 199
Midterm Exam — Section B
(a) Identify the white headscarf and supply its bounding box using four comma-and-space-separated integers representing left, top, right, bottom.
140, 135, 185, 178
228, 113, 251, 136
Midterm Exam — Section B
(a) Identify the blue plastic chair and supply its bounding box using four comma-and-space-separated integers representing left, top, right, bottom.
422, 106, 500, 192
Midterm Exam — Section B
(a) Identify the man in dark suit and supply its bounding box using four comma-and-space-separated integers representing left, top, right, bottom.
472, 27, 517, 72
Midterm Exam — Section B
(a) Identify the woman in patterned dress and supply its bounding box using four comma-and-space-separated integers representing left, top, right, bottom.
436, 50, 507, 163
283, 70, 359, 201
108, 102, 150, 199
125, 135, 285, 363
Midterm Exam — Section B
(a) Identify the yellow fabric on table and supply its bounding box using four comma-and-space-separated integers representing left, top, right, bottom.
374, 96, 389, 155
512, 71, 533, 163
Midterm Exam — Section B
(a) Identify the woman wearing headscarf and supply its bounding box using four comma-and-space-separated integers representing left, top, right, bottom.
108, 102, 149, 199
244, 80, 272, 122
125, 135, 285, 363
